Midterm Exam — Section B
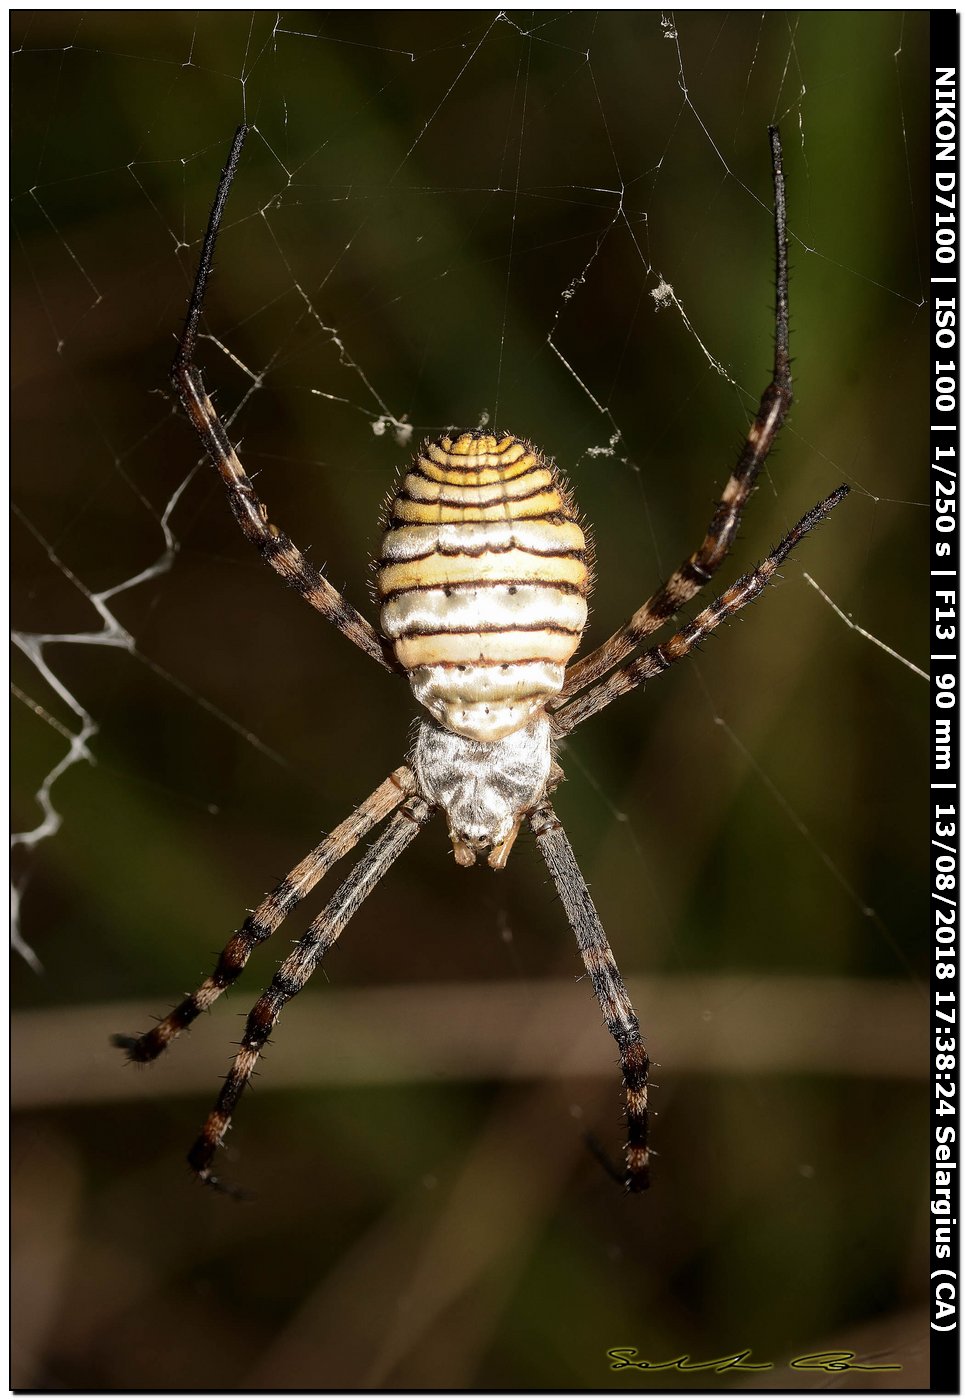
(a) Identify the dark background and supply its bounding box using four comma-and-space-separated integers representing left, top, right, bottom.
12, 10, 928, 1389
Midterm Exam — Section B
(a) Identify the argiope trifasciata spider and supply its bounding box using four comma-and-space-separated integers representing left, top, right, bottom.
114, 124, 847, 1195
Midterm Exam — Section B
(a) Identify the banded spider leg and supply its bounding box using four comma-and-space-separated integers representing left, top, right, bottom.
186, 797, 431, 1193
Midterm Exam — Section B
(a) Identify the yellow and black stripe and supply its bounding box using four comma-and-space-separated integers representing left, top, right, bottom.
377, 432, 592, 740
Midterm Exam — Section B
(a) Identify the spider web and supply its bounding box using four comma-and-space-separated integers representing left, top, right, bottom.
11, 9, 929, 1391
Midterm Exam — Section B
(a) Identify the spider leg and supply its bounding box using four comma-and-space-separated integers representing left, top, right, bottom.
558, 125, 792, 703
529, 801, 651, 1192
189, 795, 431, 1192
553, 485, 849, 736
112, 767, 415, 1063
172, 124, 396, 672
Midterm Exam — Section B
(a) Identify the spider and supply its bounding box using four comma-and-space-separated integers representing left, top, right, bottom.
114, 123, 847, 1195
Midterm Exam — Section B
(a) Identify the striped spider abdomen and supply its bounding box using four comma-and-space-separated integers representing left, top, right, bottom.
377, 431, 592, 743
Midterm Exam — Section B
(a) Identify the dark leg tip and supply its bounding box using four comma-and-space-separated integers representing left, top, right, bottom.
187, 1136, 252, 1200
110, 1031, 157, 1063
584, 1132, 651, 1194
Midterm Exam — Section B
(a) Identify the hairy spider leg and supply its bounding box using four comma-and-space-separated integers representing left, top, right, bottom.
531, 803, 651, 1192
559, 125, 793, 702
171, 123, 394, 671
554, 486, 849, 736
113, 767, 415, 1064
188, 798, 431, 1193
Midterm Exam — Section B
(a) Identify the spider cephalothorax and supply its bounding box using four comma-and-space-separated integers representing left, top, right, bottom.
410, 712, 558, 868
114, 123, 847, 1197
